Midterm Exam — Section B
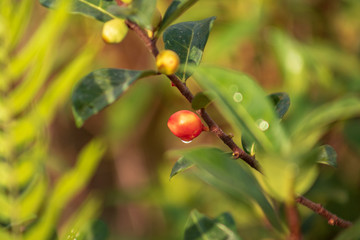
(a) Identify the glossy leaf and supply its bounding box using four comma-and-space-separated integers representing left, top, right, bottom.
191, 91, 214, 110
184, 209, 241, 240
157, 0, 199, 36
316, 145, 337, 167
178, 147, 284, 232
39, 0, 118, 22
268, 92, 290, 119
194, 66, 289, 153
164, 17, 216, 81
169, 157, 194, 180
71, 69, 156, 127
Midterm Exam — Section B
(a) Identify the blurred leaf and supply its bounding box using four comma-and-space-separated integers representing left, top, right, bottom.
344, 119, 360, 149
164, 17, 216, 81
335, 218, 360, 240
170, 157, 194, 180
87, 220, 109, 240
292, 96, 360, 149
24, 139, 106, 240
191, 91, 214, 110
184, 209, 241, 240
106, 81, 156, 142
39, 0, 118, 22
268, 92, 290, 119
157, 0, 199, 36
194, 66, 289, 153
178, 147, 285, 232
71, 69, 156, 127
60, 196, 104, 240
316, 145, 337, 167
128, 0, 157, 29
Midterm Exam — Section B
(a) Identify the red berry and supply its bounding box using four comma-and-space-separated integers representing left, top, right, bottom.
167, 110, 204, 141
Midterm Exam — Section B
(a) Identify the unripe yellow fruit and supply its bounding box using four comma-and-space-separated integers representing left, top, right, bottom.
102, 19, 128, 44
121, 0, 133, 4
156, 50, 180, 75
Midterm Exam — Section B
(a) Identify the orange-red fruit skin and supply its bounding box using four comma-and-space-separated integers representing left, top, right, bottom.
167, 110, 204, 141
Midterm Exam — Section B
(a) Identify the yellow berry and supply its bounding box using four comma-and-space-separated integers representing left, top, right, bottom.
156, 50, 180, 75
121, 0, 133, 3
102, 19, 128, 44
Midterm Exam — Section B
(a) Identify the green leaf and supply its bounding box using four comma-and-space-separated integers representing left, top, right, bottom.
169, 157, 194, 180
240, 92, 289, 155
127, 0, 157, 29
164, 17, 216, 82
184, 209, 241, 240
191, 91, 214, 110
291, 96, 360, 149
178, 147, 285, 232
194, 66, 289, 153
157, 0, 199, 36
71, 69, 156, 127
343, 119, 360, 149
316, 145, 337, 167
39, 0, 118, 22
268, 92, 290, 119
335, 218, 360, 240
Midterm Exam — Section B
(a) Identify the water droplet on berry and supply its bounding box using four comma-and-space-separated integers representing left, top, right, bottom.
181, 140, 192, 144
256, 119, 269, 131
233, 92, 243, 102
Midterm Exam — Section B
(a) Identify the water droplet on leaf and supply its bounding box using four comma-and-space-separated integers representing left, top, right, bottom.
256, 119, 269, 131
233, 92, 243, 102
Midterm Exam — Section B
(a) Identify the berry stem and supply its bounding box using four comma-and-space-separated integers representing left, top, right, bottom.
126, 19, 353, 229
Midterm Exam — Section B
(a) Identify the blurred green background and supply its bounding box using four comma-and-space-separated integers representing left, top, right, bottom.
1, 0, 360, 239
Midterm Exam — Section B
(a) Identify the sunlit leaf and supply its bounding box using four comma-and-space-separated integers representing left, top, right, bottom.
178, 147, 285, 232
71, 69, 156, 127
157, 0, 199, 36
24, 139, 106, 240
191, 91, 214, 110
268, 92, 290, 119
164, 17, 216, 81
316, 145, 337, 167
184, 209, 241, 240
169, 157, 194, 180
194, 66, 289, 153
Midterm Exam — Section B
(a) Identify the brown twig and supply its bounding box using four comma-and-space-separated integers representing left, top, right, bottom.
286, 202, 302, 240
126, 19, 352, 229
296, 195, 352, 228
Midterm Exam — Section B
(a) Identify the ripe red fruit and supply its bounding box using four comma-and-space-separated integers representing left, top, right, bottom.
167, 110, 204, 141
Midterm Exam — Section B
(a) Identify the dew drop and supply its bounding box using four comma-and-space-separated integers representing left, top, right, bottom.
256, 119, 269, 131
181, 140, 192, 144
233, 92, 243, 103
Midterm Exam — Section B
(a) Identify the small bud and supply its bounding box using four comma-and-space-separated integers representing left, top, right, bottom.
167, 110, 204, 141
156, 50, 180, 75
102, 18, 128, 44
